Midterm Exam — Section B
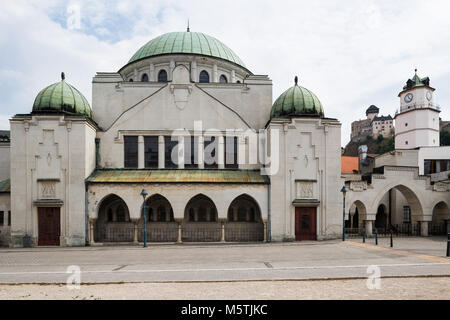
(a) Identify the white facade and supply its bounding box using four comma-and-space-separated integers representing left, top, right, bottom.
4, 31, 344, 247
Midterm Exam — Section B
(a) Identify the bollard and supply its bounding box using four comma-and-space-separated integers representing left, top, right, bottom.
447, 233, 450, 257
363, 229, 366, 243
375, 229, 378, 246
390, 229, 393, 248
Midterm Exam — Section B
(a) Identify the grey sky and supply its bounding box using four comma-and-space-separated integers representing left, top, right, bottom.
1, 0, 449, 146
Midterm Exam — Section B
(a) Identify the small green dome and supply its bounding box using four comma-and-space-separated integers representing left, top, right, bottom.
270, 77, 324, 119
32, 73, 92, 118
127, 31, 247, 69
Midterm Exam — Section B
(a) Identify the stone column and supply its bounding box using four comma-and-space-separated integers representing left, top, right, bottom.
169, 60, 175, 81
134, 69, 138, 81
198, 136, 204, 169
218, 136, 225, 169
231, 70, 236, 83
149, 64, 155, 81
158, 136, 165, 169
420, 221, 429, 237
138, 135, 145, 169
89, 219, 95, 245
365, 220, 373, 236
446, 220, 450, 234
238, 136, 246, 169
178, 136, 184, 169
220, 219, 226, 243
132, 219, 139, 244
177, 220, 182, 244
264, 220, 268, 243
213, 64, 218, 83
191, 60, 197, 82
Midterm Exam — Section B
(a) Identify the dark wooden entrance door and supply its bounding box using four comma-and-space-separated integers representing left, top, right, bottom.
38, 207, 60, 246
295, 207, 317, 241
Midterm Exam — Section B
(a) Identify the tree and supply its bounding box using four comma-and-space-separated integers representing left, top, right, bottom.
377, 134, 384, 143
378, 137, 394, 154
440, 131, 450, 146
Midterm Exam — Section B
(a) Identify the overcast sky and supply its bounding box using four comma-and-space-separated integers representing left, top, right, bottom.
1, 0, 449, 146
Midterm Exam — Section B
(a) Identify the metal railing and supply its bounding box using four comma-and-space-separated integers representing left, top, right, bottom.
428, 222, 447, 236
182, 224, 222, 242
138, 224, 179, 242
94, 222, 266, 243
225, 223, 264, 242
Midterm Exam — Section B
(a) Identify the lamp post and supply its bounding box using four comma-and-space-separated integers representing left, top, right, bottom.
141, 189, 149, 248
341, 186, 348, 241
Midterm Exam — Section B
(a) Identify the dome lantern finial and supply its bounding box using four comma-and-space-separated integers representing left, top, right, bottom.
294, 76, 298, 86
61, 72, 65, 81
187, 19, 190, 32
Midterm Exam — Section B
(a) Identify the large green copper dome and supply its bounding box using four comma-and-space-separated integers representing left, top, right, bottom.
271, 77, 324, 119
127, 31, 247, 69
32, 73, 92, 118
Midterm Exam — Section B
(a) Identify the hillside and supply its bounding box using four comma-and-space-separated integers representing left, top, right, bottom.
343, 136, 394, 157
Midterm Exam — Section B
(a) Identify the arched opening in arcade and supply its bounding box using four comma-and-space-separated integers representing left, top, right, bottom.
347, 200, 365, 231
183, 194, 220, 242
139, 194, 178, 242
374, 185, 424, 235
375, 204, 388, 231
226, 194, 264, 242
430, 201, 449, 235
95, 194, 133, 242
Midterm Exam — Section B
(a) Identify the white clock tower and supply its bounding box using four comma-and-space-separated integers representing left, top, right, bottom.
394, 70, 440, 149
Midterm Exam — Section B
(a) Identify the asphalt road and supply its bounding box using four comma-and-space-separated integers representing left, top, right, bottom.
0, 237, 448, 284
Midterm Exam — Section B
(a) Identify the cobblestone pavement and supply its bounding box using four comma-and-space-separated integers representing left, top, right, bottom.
0, 277, 449, 300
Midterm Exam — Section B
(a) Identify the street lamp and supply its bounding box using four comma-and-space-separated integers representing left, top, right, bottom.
340, 186, 348, 241
141, 189, 149, 248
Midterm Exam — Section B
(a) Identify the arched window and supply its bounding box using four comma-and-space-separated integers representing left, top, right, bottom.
189, 208, 195, 222
116, 205, 127, 222
198, 206, 207, 222
158, 70, 168, 82
148, 207, 153, 221
219, 75, 228, 83
107, 208, 113, 222
236, 80, 241, 84
129, 79, 134, 82
141, 73, 149, 82
157, 206, 166, 222
199, 70, 210, 83
238, 207, 247, 222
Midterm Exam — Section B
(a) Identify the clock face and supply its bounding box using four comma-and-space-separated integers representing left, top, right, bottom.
404, 93, 413, 103
426, 91, 432, 101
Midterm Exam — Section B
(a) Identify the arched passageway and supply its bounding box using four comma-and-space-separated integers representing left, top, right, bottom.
183, 194, 220, 242
430, 202, 449, 235
139, 194, 178, 242
375, 204, 388, 231
374, 185, 423, 236
347, 201, 366, 231
95, 194, 133, 242
226, 194, 264, 242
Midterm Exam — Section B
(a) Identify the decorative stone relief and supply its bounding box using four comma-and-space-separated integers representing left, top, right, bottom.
41, 182, 56, 199
170, 84, 192, 110
350, 181, 367, 192
296, 181, 315, 199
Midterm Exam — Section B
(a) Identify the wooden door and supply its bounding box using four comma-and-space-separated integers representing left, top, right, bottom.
295, 207, 317, 241
38, 207, 60, 246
